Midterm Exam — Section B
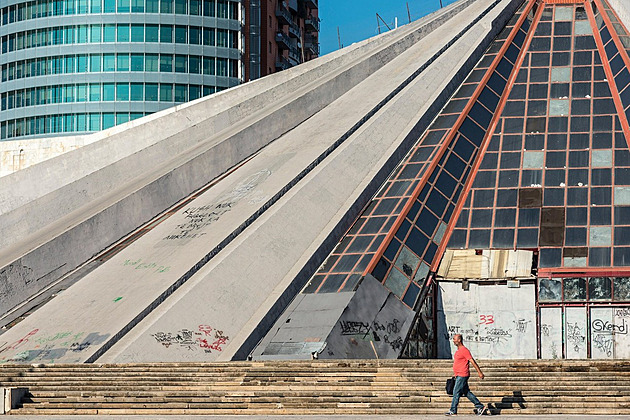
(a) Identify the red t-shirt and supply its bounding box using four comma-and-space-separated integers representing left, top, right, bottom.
453, 345, 473, 377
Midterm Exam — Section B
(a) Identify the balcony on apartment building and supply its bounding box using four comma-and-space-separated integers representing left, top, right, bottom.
304, 34, 319, 56
275, 31, 292, 49
275, 3, 292, 25
288, 45, 301, 65
305, 15, 319, 32
288, 21, 301, 38
304, 0, 317, 10
275, 55, 291, 71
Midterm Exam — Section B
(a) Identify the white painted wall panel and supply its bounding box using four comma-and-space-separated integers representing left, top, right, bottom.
540, 307, 562, 359
590, 307, 613, 359
564, 307, 587, 359
437, 282, 536, 359
613, 307, 630, 359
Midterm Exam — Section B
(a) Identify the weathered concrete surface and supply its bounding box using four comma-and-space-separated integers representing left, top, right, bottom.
322, 275, 416, 360
0, 0, 512, 364
608, 0, 630, 28
0, 0, 475, 320
97, 0, 518, 364
0, 135, 93, 178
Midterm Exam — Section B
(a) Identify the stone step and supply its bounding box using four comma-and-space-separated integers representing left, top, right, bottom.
3, 360, 628, 415
11, 406, 630, 416
22, 394, 630, 404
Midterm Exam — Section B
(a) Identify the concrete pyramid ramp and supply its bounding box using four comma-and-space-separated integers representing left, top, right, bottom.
0, 0, 516, 363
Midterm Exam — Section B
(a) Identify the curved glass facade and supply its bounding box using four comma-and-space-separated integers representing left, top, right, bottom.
0, 0, 243, 139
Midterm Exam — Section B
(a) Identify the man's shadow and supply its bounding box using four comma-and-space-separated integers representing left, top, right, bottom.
487, 390, 526, 415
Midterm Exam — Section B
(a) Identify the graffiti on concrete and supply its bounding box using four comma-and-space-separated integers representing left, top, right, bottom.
515, 319, 530, 334
566, 322, 586, 353
0, 329, 39, 355
163, 169, 271, 241
592, 334, 613, 357
592, 318, 628, 335
339, 319, 403, 351
614, 308, 630, 318
151, 324, 229, 353
0, 330, 110, 364
123, 258, 170, 273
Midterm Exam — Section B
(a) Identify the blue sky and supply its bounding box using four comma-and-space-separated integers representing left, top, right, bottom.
319, 0, 459, 55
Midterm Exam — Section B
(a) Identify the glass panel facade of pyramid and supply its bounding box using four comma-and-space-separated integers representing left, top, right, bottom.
302, 0, 630, 309
302, 0, 534, 302
450, 1, 630, 270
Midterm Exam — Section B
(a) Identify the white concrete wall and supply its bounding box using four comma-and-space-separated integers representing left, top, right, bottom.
608, 0, 630, 28
437, 282, 537, 360
0, 136, 94, 178
0, 0, 478, 320
0, 0, 523, 364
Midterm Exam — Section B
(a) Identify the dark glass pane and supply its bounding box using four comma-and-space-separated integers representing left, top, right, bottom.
498, 170, 519, 187
448, 229, 467, 248
539, 247, 562, 267
589, 277, 612, 300
495, 208, 516, 227
539, 278, 562, 301
613, 277, 630, 300
473, 171, 497, 188
589, 247, 611, 266
615, 227, 630, 245
525, 134, 545, 149
493, 229, 514, 247
318, 274, 348, 293
567, 188, 588, 206
303, 275, 325, 293
333, 254, 361, 273
406, 228, 429, 257
591, 187, 611, 205
402, 282, 420, 308
469, 229, 491, 248
565, 227, 587, 245
417, 208, 439, 236
519, 208, 540, 227
496, 189, 518, 207
566, 207, 587, 225
517, 228, 538, 247
564, 277, 586, 301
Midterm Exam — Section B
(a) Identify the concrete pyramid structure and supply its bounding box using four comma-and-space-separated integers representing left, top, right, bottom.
1, 0, 630, 364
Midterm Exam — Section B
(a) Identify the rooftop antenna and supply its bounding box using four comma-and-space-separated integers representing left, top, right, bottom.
407, 2, 411, 23
337, 26, 343, 49
439, 0, 443, 7
376, 13, 391, 34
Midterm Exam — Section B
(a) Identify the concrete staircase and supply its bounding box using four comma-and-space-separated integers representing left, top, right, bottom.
1, 360, 629, 415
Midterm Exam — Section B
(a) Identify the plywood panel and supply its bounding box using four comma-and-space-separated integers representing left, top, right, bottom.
540, 307, 562, 359
437, 282, 536, 359
565, 307, 587, 359
613, 307, 630, 359
590, 307, 613, 359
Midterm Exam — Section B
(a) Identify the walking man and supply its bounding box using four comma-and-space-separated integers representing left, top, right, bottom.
445, 334, 487, 416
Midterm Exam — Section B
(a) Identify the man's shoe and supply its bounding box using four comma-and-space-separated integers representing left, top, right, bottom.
445, 411, 457, 416
476, 405, 487, 415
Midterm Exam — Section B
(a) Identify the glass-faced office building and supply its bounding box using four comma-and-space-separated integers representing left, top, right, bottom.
0, 0, 242, 140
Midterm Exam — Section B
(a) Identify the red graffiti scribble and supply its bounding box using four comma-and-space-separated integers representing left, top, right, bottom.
210, 337, 227, 351
198, 337, 227, 351
198, 325, 213, 335
0, 329, 39, 354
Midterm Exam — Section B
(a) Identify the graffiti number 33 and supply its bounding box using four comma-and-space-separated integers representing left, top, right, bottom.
479, 315, 495, 325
